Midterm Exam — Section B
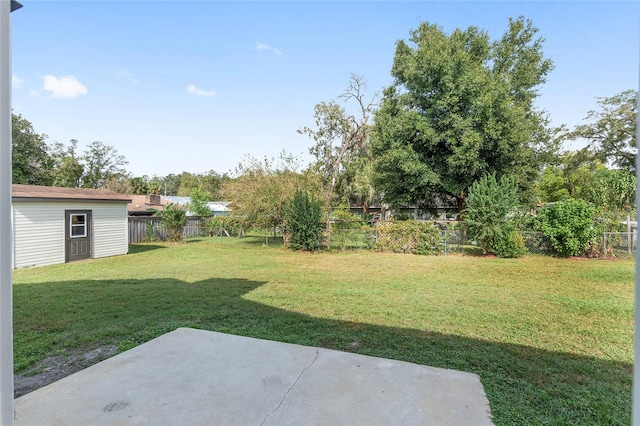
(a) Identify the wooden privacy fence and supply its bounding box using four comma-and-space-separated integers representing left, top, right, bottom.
128, 216, 244, 243
129, 217, 156, 243
128, 217, 205, 243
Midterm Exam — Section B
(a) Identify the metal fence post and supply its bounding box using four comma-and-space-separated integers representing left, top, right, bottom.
443, 230, 448, 255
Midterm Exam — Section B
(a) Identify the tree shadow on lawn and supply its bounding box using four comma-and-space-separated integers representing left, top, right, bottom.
233, 235, 284, 246
13, 278, 631, 425
128, 244, 167, 254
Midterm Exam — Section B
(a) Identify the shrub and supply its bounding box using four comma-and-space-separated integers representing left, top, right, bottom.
152, 203, 187, 242
187, 187, 212, 217
464, 173, 522, 256
144, 220, 160, 242
284, 191, 324, 251
536, 198, 597, 257
493, 230, 527, 258
375, 221, 443, 255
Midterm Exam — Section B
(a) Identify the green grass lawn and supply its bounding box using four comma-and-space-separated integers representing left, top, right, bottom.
13, 236, 633, 425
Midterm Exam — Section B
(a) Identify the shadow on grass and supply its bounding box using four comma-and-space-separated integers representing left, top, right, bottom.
236, 235, 285, 247
128, 244, 166, 254
13, 278, 631, 425
185, 238, 204, 243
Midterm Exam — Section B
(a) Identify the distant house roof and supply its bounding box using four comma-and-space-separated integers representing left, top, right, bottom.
161, 196, 193, 206
161, 196, 230, 215
12, 184, 131, 203
128, 194, 168, 216
206, 202, 230, 213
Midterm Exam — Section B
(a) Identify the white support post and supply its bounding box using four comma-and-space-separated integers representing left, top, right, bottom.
634, 81, 639, 423
0, 1, 14, 424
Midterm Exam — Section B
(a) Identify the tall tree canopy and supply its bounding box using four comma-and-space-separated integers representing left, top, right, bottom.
372, 17, 556, 211
176, 170, 227, 199
81, 141, 129, 189
569, 89, 637, 172
50, 139, 84, 188
11, 113, 54, 185
160, 174, 181, 196
299, 74, 377, 206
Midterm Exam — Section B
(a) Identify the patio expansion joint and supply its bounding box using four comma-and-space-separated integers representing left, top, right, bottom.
259, 347, 320, 426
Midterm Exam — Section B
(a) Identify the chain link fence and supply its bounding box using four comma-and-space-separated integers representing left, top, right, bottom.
130, 217, 636, 259
603, 232, 636, 258
278, 226, 636, 258
440, 228, 471, 254
520, 231, 554, 256
325, 220, 376, 251
325, 220, 462, 253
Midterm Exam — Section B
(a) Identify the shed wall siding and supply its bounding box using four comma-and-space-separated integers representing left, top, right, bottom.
91, 203, 129, 259
13, 202, 65, 268
12, 201, 128, 268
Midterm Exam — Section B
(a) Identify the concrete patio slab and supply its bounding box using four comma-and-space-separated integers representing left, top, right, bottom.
15, 328, 493, 425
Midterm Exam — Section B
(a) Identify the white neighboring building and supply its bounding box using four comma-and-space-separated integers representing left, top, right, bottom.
161, 196, 230, 216
12, 184, 131, 268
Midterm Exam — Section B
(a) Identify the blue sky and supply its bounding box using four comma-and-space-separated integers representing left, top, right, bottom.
10, 1, 639, 178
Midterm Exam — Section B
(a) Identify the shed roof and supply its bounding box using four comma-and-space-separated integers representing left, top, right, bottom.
12, 184, 131, 203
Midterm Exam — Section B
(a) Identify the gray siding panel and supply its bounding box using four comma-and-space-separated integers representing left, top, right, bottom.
13, 202, 65, 268
92, 204, 129, 259
12, 201, 128, 268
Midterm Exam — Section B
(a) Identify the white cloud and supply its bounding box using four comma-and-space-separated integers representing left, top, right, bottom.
42, 74, 88, 99
186, 84, 216, 97
256, 42, 269, 51
117, 69, 138, 84
255, 42, 282, 55
12, 76, 23, 89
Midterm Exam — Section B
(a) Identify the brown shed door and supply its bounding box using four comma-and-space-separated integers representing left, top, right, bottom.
65, 210, 92, 262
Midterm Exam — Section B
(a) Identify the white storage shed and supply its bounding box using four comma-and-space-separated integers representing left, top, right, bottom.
12, 184, 131, 268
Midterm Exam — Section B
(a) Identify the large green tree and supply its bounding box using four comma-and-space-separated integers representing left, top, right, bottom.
127, 176, 147, 194
372, 17, 557, 212
11, 113, 54, 185
535, 149, 636, 218
176, 170, 227, 199
50, 139, 84, 188
176, 172, 200, 196
157, 173, 181, 196
569, 89, 637, 172
81, 141, 129, 189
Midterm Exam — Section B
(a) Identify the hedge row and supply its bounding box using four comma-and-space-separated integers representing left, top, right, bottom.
375, 221, 443, 255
